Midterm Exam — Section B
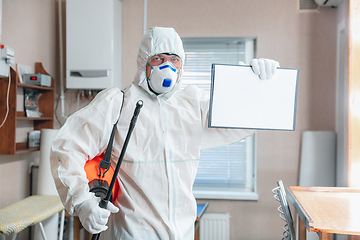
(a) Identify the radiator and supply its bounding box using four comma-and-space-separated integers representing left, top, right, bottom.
199, 213, 230, 240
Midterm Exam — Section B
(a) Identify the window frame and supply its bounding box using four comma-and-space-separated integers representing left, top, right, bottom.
181, 37, 259, 200
193, 133, 258, 200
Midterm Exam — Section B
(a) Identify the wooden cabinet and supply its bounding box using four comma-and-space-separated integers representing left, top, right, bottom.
0, 62, 54, 154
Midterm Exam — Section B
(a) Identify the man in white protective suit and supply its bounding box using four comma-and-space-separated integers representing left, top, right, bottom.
50, 27, 280, 240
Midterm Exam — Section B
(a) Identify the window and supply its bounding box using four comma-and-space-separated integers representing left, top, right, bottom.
181, 37, 258, 200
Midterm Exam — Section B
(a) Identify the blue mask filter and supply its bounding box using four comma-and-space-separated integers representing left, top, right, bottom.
162, 79, 172, 87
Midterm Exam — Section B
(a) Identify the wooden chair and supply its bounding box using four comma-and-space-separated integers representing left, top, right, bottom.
272, 180, 295, 240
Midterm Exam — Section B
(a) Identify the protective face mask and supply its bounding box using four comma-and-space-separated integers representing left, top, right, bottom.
147, 62, 179, 94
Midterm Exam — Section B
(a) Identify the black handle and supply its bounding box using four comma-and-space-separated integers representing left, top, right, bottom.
91, 100, 143, 240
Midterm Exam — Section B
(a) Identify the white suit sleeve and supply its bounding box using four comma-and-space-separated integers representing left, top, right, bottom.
198, 88, 256, 150
50, 87, 123, 214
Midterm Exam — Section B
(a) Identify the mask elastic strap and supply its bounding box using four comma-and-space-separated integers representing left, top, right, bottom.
147, 62, 154, 70
147, 63, 154, 81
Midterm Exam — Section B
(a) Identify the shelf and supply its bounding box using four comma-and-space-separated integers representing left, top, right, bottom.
0, 62, 55, 155
17, 111, 53, 120
17, 83, 53, 91
15, 142, 40, 154
17, 117, 53, 121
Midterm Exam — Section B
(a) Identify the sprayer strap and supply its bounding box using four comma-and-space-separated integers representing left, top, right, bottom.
98, 90, 125, 177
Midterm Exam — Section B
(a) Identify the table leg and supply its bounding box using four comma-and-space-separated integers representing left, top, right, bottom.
39, 222, 48, 240
298, 215, 306, 240
318, 232, 332, 240
10, 234, 17, 240
59, 210, 65, 240
74, 216, 80, 240
194, 221, 200, 240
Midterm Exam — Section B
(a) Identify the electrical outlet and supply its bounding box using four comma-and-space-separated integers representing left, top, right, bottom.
0, 58, 8, 77
0, 45, 15, 78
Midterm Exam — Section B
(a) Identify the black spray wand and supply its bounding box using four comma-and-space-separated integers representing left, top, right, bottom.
92, 100, 143, 240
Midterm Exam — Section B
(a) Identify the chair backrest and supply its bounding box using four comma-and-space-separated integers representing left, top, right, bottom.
272, 180, 296, 240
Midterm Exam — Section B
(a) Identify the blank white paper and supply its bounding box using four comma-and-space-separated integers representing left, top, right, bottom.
209, 64, 299, 130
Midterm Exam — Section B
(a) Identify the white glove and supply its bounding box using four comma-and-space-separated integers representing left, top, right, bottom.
74, 196, 119, 234
250, 58, 280, 80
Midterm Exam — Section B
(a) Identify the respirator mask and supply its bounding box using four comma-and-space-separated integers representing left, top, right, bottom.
147, 62, 179, 94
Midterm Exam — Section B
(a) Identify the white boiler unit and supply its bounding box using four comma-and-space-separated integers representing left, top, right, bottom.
66, 0, 122, 89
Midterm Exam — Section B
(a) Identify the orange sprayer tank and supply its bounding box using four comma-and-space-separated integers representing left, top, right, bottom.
84, 154, 120, 202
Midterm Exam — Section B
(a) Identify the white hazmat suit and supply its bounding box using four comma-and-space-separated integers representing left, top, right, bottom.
51, 27, 268, 239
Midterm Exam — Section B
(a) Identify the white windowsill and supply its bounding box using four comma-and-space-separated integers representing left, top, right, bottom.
193, 190, 259, 201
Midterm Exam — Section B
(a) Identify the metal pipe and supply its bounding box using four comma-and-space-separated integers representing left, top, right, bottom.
58, 0, 65, 118
143, 0, 147, 35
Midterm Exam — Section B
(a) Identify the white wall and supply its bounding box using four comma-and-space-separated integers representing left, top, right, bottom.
0, 0, 341, 239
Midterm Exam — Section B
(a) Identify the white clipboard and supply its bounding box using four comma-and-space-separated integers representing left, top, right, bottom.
209, 64, 299, 131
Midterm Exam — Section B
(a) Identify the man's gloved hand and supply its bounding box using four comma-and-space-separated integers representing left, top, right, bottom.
75, 196, 119, 234
250, 58, 280, 80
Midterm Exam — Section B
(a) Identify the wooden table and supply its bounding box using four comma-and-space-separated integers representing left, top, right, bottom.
286, 186, 360, 240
